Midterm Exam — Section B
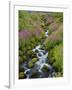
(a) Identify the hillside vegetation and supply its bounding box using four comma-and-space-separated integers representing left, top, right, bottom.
19, 11, 63, 79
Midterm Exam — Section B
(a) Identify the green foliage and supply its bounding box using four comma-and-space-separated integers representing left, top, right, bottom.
19, 11, 33, 30
44, 27, 63, 51
47, 27, 52, 35
40, 45, 45, 50
56, 72, 63, 77
22, 55, 27, 61
54, 13, 63, 23
45, 40, 55, 51
19, 11, 63, 78
19, 55, 27, 64
27, 50, 34, 56
48, 50, 56, 65
48, 43, 63, 74
19, 56, 23, 64
40, 31, 46, 39
27, 50, 36, 58
19, 50, 23, 56
19, 66, 25, 72
19, 11, 43, 31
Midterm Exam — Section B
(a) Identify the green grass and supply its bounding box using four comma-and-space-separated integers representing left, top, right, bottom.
44, 25, 63, 51
19, 11, 42, 31
48, 43, 63, 76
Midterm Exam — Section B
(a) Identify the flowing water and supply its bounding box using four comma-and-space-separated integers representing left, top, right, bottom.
22, 30, 56, 78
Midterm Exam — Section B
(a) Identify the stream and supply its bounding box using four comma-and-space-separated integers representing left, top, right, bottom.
22, 30, 56, 78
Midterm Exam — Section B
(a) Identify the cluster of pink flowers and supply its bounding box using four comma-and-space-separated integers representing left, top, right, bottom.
19, 30, 32, 39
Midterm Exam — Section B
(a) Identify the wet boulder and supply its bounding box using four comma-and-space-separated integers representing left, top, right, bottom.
43, 51, 47, 55
41, 65, 49, 73
38, 53, 42, 57
35, 49, 39, 53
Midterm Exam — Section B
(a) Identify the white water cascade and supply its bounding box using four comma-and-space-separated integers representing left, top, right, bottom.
23, 30, 56, 78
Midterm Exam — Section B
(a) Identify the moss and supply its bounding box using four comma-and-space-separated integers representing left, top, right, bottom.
41, 65, 49, 73
28, 58, 38, 68
30, 72, 39, 78
19, 72, 26, 79
28, 61, 34, 68
31, 58, 38, 63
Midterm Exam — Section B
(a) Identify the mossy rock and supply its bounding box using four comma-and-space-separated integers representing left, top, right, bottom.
41, 65, 49, 73
28, 57, 38, 68
27, 50, 36, 58
30, 72, 40, 78
19, 72, 26, 79
28, 61, 34, 68
31, 58, 38, 63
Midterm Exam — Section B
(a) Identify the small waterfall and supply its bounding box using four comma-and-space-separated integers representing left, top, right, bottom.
22, 30, 56, 78
45, 30, 48, 37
